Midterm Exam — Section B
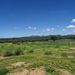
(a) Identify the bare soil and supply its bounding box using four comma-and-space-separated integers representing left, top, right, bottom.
11, 62, 25, 67
0, 56, 8, 59
7, 67, 45, 75
56, 69, 72, 75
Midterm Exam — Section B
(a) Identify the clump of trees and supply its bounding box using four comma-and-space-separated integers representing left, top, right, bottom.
50, 35, 59, 42
0, 35, 75, 43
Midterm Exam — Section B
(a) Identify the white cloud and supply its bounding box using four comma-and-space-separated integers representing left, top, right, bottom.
68, 32, 73, 34
57, 25, 59, 27
28, 26, 33, 29
62, 29, 66, 31
46, 34, 48, 35
27, 26, 36, 30
43, 28, 54, 32
71, 19, 75, 23
46, 28, 50, 31
34, 27, 36, 29
67, 25, 75, 28
73, 30, 75, 32
14, 27, 19, 29
51, 28, 54, 31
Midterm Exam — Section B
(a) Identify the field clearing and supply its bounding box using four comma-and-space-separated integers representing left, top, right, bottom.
0, 40, 75, 75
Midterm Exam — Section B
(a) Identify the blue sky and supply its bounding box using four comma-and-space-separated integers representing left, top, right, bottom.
0, 0, 75, 38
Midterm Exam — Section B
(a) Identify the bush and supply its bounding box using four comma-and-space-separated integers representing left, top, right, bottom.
1, 46, 4, 48
70, 59, 75, 63
45, 67, 55, 73
45, 51, 52, 55
14, 49, 23, 55
2, 49, 13, 57
61, 53, 67, 57
55, 45, 59, 48
0, 68, 9, 75
27, 50, 34, 53
73, 54, 75, 58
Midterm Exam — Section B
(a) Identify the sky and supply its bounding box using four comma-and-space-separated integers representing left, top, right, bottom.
0, 0, 75, 38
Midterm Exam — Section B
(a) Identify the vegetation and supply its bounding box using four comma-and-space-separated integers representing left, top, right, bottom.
2, 49, 13, 57
45, 50, 52, 55
0, 68, 9, 75
0, 35, 75, 74
14, 48, 23, 55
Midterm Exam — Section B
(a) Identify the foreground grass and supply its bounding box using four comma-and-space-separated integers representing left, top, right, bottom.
0, 40, 75, 75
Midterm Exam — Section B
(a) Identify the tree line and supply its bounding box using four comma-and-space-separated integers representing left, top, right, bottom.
0, 35, 75, 43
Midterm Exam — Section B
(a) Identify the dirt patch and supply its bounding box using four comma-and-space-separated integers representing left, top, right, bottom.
70, 47, 75, 50
68, 56, 73, 58
0, 56, 8, 59
7, 62, 29, 69
28, 67, 45, 75
7, 67, 45, 75
11, 62, 25, 67
56, 69, 72, 75
7, 69, 29, 75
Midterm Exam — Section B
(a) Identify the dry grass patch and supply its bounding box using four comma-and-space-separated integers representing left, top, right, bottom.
7, 62, 29, 69
68, 56, 73, 58
28, 67, 45, 75
7, 69, 28, 75
7, 67, 45, 75
56, 69, 72, 75
11, 62, 25, 67
0, 56, 8, 59
70, 47, 75, 50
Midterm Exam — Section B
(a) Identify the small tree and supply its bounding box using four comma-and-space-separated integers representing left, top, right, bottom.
50, 35, 59, 42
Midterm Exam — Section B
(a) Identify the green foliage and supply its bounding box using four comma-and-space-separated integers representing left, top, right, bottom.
2, 49, 13, 57
0, 40, 75, 74
0, 68, 9, 75
45, 50, 52, 55
27, 61, 46, 69
14, 49, 23, 55
61, 53, 67, 57
45, 67, 55, 73
70, 59, 75, 63
73, 53, 75, 58
27, 49, 34, 53
50, 35, 59, 42
1, 45, 4, 48
55, 45, 59, 48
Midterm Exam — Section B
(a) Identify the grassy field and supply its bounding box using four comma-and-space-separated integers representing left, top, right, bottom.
0, 39, 75, 75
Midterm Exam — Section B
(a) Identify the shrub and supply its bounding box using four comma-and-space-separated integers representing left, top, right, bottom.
55, 45, 59, 48
27, 50, 34, 53
0, 68, 9, 75
45, 67, 55, 73
1, 46, 4, 48
14, 49, 23, 55
17, 42, 21, 45
73, 54, 75, 58
61, 53, 67, 57
2, 49, 13, 57
70, 59, 75, 63
45, 51, 52, 55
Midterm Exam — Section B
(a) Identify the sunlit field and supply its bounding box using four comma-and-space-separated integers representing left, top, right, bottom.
0, 39, 75, 75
